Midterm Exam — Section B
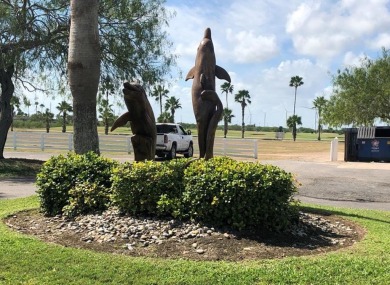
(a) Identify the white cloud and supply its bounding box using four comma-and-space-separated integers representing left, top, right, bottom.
286, 0, 390, 60
226, 29, 279, 63
369, 33, 390, 49
342, 51, 368, 67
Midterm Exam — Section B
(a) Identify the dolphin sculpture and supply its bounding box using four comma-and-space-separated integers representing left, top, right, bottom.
111, 81, 156, 161
186, 28, 231, 159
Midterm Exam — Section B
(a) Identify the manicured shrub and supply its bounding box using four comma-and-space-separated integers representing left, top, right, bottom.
182, 157, 299, 231
36, 152, 118, 216
62, 181, 112, 218
111, 158, 189, 217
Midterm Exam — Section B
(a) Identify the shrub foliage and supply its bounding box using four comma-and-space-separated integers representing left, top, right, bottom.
183, 157, 298, 230
110, 159, 187, 217
36, 152, 117, 216
37, 154, 298, 231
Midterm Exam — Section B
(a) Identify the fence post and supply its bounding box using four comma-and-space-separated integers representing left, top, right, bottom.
68, 134, 73, 151
13, 132, 17, 150
253, 139, 258, 159
126, 137, 132, 154
40, 133, 45, 151
330, 137, 338, 161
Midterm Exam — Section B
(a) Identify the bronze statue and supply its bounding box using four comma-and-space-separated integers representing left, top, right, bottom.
111, 81, 156, 161
186, 28, 231, 160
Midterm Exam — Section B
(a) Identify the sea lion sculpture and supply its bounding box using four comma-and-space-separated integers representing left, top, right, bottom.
111, 81, 156, 161
186, 28, 231, 159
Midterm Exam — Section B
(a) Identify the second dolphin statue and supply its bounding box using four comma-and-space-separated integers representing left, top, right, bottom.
185, 28, 231, 159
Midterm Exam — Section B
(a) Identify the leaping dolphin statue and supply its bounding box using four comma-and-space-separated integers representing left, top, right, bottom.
111, 81, 156, 161
185, 27, 231, 159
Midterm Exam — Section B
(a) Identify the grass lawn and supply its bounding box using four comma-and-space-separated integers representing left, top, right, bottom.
13, 126, 344, 141
1, 196, 389, 285
0, 158, 44, 178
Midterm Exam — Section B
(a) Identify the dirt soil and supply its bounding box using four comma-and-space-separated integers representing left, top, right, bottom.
4, 208, 365, 261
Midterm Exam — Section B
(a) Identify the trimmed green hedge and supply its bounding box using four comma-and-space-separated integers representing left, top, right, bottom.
111, 159, 188, 218
182, 157, 298, 230
36, 152, 118, 216
36, 154, 299, 231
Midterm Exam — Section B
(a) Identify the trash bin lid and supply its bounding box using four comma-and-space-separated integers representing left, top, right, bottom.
357, 127, 375, 139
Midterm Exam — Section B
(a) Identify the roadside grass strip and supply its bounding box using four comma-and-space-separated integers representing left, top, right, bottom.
0, 196, 389, 285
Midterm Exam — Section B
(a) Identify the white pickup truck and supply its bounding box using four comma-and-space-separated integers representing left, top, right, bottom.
155, 123, 194, 159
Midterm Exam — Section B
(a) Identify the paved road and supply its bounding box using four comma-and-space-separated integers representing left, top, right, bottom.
265, 160, 390, 211
1, 152, 389, 211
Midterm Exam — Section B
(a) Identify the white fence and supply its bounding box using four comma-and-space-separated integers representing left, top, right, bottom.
5, 132, 258, 159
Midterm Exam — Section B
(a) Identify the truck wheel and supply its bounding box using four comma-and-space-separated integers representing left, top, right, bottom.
184, 143, 193, 158
156, 152, 165, 158
167, 143, 176, 159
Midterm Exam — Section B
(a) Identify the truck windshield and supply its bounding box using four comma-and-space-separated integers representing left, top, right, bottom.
156, 125, 177, 134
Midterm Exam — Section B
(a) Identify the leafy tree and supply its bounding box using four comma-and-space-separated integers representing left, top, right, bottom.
56, 101, 73, 133
0, 0, 69, 158
324, 48, 390, 127
164, 96, 181, 123
234, 90, 251, 138
222, 108, 234, 138
289, 76, 304, 141
312, 96, 327, 140
151, 84, 169, 115
287, 115, 302, 141
0, 0, 176, 158
221, 82, 234, 109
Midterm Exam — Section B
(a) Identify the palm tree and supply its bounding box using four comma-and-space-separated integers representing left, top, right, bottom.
43, 108, 54, 133
221, 82, 234, 109
23, 96, 31, 116
151, 84, 169, 115
157, 111, 172, 123
289, 76, 304, 141
313, 96, 327, 141
222, 108, 234, 138
56, 101, 73, 133
287, 115, 302, 141
98, 99, 115, 135
234, 90, 251, 138
68, 0, 100, 154
39, 103, 45, 113
164, 96, 181, 123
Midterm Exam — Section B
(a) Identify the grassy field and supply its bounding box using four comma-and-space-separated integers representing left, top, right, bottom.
12, 126, 344, 141
0, 196, 389, 284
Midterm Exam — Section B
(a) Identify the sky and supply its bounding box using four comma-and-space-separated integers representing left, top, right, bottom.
23, 0, 390, 129
154, 0, 390, 128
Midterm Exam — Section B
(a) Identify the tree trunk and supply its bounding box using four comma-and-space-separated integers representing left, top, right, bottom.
68, 0, 100, 154
293, 123, 297, 141
224, 119, 227, 138
46, 119, 50, 133
317, 111, 321, 141
241, 105, 245, 139
104, 117, 108, 135
62, 112, 66, 133
0, 66, 15, 159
